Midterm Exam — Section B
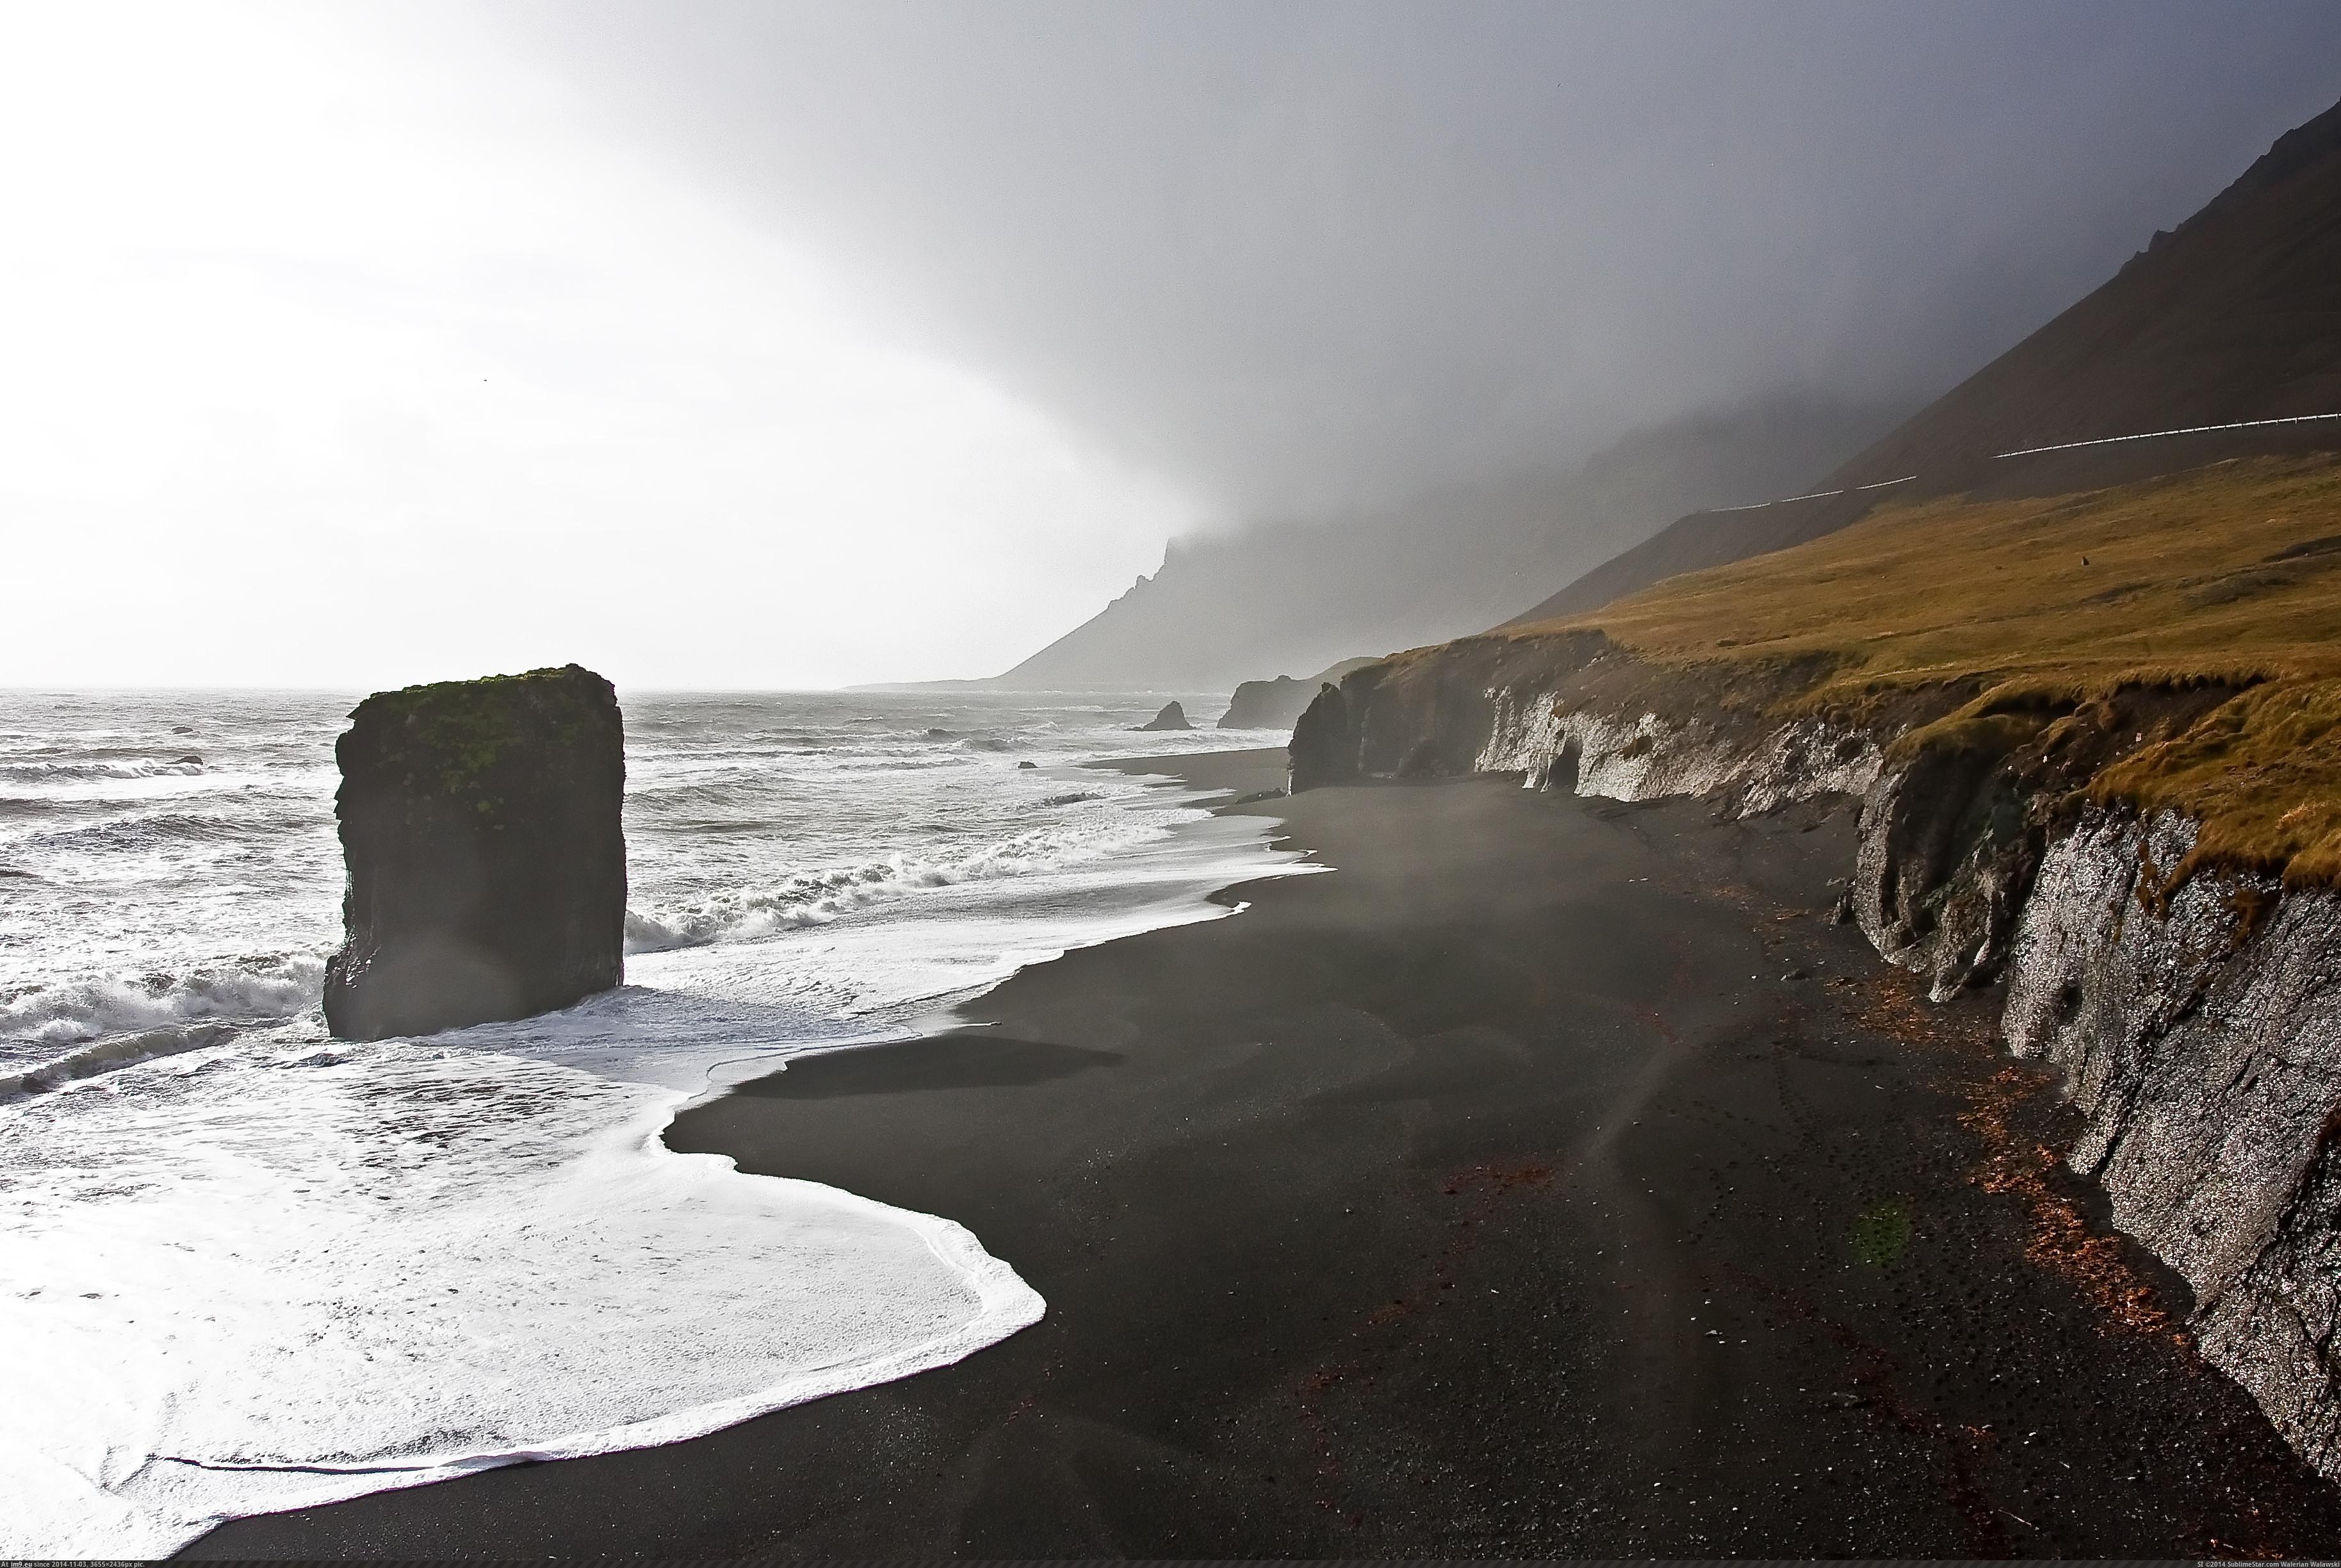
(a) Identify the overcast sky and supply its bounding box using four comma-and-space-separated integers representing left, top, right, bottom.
6, 2, 2338, 689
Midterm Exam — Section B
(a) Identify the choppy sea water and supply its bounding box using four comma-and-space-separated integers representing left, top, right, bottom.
0, 688, 1309, 1556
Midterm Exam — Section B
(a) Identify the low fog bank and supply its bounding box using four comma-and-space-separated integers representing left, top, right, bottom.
991, 396, 1902, 692
511, 1, 2341, 528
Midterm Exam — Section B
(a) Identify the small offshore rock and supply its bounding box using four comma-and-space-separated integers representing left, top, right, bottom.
1016, 760, 1038, 769
174, 755, 202, 767
322, 664, 626, 1041
1133, 701, 1193, 731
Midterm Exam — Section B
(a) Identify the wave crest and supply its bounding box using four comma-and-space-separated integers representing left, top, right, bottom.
1, 952, 327, 1050
624, 815, 1159, 954
0, 1022, 240, 1099
0, 759, 206, 783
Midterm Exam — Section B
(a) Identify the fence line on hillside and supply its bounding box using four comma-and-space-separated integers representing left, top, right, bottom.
1695, 411, 2341, 516
1704, 473, 1918, 514
1991, 410, 2341, 459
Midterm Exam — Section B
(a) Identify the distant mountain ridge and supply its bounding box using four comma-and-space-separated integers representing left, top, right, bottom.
981, 398, 1900, 692
1508, 94, 2341, 627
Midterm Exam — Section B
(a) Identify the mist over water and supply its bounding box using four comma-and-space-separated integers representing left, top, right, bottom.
0, 688, 1310, 1555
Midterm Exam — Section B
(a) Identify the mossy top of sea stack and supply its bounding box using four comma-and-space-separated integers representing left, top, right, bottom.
343, 664, 616, 815
324, 664, 626, 1041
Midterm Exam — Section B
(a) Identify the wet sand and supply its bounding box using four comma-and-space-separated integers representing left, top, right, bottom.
190, 749, 2341, 1556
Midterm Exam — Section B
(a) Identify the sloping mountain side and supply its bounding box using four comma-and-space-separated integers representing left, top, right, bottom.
1293, 453, 2341, 1479
1507, 94, 2341, 626
986, 397, 1898, 692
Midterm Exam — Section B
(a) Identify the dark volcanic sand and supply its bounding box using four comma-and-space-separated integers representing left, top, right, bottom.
190, 749, 2341, 1558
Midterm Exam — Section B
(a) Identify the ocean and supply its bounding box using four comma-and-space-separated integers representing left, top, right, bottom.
0, 687, 1310, 1556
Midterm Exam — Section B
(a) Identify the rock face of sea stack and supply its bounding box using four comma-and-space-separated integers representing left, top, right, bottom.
322, 664, 626, 1041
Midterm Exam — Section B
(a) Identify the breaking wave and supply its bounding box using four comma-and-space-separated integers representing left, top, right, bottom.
624, 815, 1164, 954
1, 952, 327, 1050
0, 1022, 240, 1099
0, 759, 207, 782
22, 809, 291, 851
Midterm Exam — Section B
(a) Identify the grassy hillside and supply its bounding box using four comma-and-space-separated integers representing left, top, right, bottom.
1494, 453, 2341, 885
1502, 93, 2341, 630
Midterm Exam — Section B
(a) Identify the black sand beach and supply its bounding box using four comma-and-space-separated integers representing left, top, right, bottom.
191, 750, 2341, 1557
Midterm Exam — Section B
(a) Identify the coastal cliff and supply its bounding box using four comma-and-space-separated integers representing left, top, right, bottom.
323, 665, 626, 1041
2003, 812, 2341, 1475
1290, 455, 2341, 1483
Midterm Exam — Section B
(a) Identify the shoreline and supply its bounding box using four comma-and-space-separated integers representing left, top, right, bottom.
190, 747, 2341, 1557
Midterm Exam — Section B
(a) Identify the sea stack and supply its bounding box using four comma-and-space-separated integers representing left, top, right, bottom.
322, 664, 626, 1041
1134, 700, 1194, 731
1287, 683, 1355, 793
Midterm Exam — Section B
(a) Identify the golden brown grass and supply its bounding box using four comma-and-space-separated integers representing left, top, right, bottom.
1496, 454, 2341, 886
2094, 681, 2341, 888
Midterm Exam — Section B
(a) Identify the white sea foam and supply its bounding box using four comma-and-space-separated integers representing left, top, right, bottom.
0, 1033, 1043, 1558
1, 954, 329, 1052
621, 811, 1171, 954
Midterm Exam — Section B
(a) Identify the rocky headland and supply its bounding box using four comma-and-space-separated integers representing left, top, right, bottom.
1219, 676, 1316, 731
323, 664, 627, 1041
1291, 453, 2341, 1483
1218, 657, 1379, 730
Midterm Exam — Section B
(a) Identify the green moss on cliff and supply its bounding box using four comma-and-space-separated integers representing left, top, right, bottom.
352, 664, 609, 808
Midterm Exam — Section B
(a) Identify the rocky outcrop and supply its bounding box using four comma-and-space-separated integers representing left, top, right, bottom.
1220, 658, 1381, 730
1844, 682, 2243, 1000
1219, 675, 1314, 730
1302, 639, 2341, 1483
1134, 701, 1193, 732
323, 665, 626, 1041
1287, 684, 1355, 793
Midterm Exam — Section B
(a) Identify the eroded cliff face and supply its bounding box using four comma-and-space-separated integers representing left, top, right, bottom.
2005, 812, 2341, 1474
1293, 644, 2341, 1483
1845, 683, 2246, 1002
